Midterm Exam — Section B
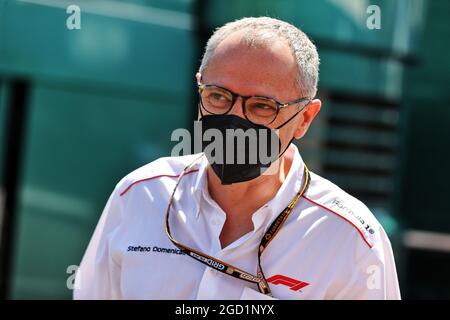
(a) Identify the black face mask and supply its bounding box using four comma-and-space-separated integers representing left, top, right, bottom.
200, 114, 295, 185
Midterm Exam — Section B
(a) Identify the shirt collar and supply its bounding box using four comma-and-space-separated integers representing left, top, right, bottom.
191, 144, 305, 222
251, 144, 305, 227
192, 154, 208, 218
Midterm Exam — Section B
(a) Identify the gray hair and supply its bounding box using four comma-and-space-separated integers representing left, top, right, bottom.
199, 17, 320, 98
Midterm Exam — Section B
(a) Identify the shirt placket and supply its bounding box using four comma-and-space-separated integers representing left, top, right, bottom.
195, 200, 273, 299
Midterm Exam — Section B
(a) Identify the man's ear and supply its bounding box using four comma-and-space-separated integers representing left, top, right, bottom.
196, 72, 202, 84
196, 73, 203, 120
294, 99, 321, 139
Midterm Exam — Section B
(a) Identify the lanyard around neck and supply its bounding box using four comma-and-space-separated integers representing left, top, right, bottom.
165, 154, 310, 296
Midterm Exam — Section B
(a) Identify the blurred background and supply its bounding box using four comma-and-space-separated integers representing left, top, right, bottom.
0, 0, 449, 299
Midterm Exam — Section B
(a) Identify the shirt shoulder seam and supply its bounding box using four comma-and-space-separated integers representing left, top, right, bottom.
301, 195, 373, 249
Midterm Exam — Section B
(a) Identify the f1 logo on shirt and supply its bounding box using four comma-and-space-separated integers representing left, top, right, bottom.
267, 275, 310, 292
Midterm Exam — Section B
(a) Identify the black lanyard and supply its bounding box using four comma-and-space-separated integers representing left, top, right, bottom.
165, 155, 311, 297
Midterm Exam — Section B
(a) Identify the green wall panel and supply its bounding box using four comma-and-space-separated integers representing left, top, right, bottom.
1, 0, 196, 299
401, 0, 450, 233
0, 0, 194, 95
10, 80, 192, 298
319, 50, 404, 99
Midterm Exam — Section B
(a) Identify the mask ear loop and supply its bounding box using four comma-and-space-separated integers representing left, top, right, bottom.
197, 85, 206, 120
274, 100, 311, 130
279, 136, 295, 157
197, 77, 206, 120
274, 101, 311, 159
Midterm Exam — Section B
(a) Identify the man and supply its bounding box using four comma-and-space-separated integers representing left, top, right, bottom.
74, 17, 400, 299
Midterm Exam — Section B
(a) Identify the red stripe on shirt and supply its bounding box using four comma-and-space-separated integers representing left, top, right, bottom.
119, 169, 199, 197
302, 195, 373, 248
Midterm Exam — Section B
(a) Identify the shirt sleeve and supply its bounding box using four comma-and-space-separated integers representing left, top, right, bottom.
335, 226, 401, 300
73, 187, 123, 300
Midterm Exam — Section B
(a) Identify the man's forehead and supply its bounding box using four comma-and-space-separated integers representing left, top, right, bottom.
212, 30, 292, 62
203, 32, 299, 97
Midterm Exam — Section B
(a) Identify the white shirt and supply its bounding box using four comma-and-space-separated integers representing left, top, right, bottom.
73, 144, 401, 300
